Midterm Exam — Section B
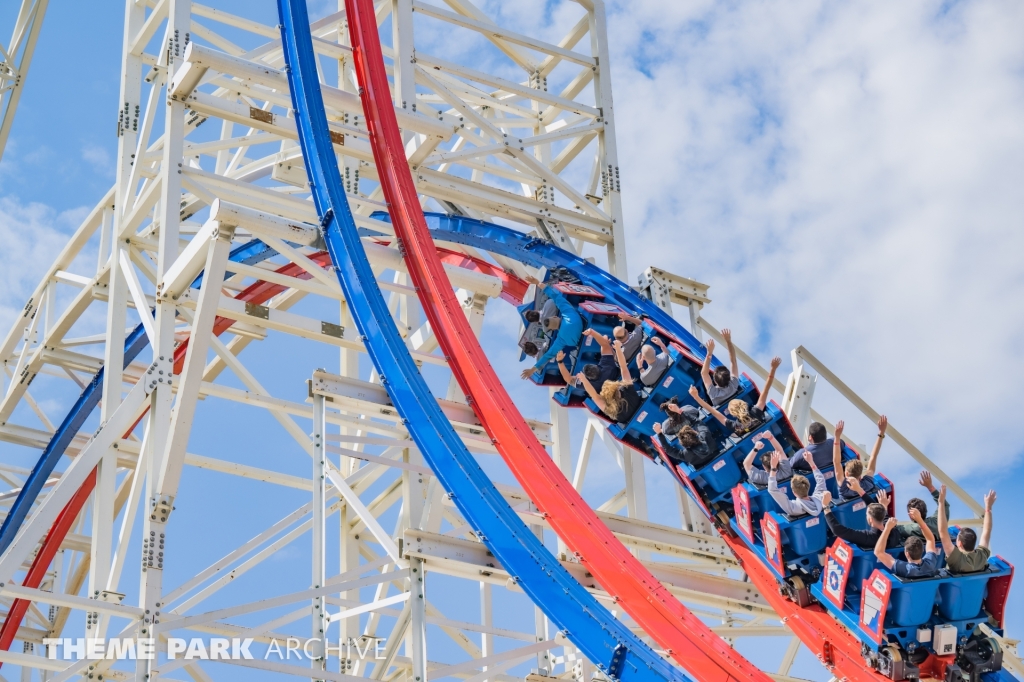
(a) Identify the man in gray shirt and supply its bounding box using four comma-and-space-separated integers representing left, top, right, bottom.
638, 337, 671, 386
614, 312, 645, 359
701, 328, 740, 406
768, 451, 826, 517
743, 432, 793, 486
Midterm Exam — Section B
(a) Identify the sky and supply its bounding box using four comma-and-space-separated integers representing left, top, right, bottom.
1, 0, 1023, 679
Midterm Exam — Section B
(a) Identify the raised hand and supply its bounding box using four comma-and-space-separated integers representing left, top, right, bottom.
688, 385, 699, 399
821, 491, 833, 507
613, 338, 623, 352
876, 489, 890, 509
885, 518, 897, 531
835, 419, 845, 440
848, 477, 864, 495
653, 423, 663, 434
938, 484, 947, 503
753, 441, 765, 451
984, 490, 997, 510
556, 350, 565, 363
653, 336, 667, 349
705, 338, 715, 354
919, 471, 935, 492
521, 367, 536, 380
877, 414, 888, 435
908, 507, 924, 525
770, 356, 782, 370
721, 328, 732, 344
770, 451, 782, 470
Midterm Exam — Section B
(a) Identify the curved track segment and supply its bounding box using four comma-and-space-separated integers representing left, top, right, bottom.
0, 324, 148, 558
418, 215, 908, 682
276, 2, 686, 680
341, 2, 770, 682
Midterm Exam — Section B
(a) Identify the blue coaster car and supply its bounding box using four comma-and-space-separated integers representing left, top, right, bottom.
526, 281, 606, 386
811, 537, 1014, 654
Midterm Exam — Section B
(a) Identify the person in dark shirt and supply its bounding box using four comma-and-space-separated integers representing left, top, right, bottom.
789, 422, 834, 471
938, 485, 995, 575
821, 491, 901, 550
653, 423, 719, 468
659, 397, 701, 436
875, 509, 940, 579
577, 339, 642, 423
555, 330, 619, 390
899, 471, 950, 540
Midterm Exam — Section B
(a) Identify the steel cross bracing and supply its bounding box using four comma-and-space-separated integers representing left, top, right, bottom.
0, 0, 48, 161
0, 1, 982, 681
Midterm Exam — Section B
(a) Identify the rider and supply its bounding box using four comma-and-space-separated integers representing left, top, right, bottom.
768, 451, 827, 517
520, 276, 583, 379
821, 490, 902, 550
937, 485, 996, 574
743, 432, 792, 486
699, 328, 740, 406
874, 509, 940, 579
831, 419, 882, 500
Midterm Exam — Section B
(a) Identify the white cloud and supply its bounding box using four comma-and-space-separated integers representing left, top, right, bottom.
0, 197, 86, 334
596, 0, 1024, 482
81, 144, 113, 174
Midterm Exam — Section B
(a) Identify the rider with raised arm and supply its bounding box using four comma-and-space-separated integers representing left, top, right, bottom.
613, 312, 645, 359
768, 451, 826, 517
555, 329, 620, 391
743, 431, 792, 486
687, 366, 777, 437
821, 489, 902, 550
875, 509, 940, 579
638, 337, 671, 387
832, 420, 878, 500
577, 339, 643, 423
937, 485, 996, 574
700, 329, 741, 406
899, 471, 950, 539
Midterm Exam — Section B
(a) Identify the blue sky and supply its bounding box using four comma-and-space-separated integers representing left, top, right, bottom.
1, 0, 1023, 679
